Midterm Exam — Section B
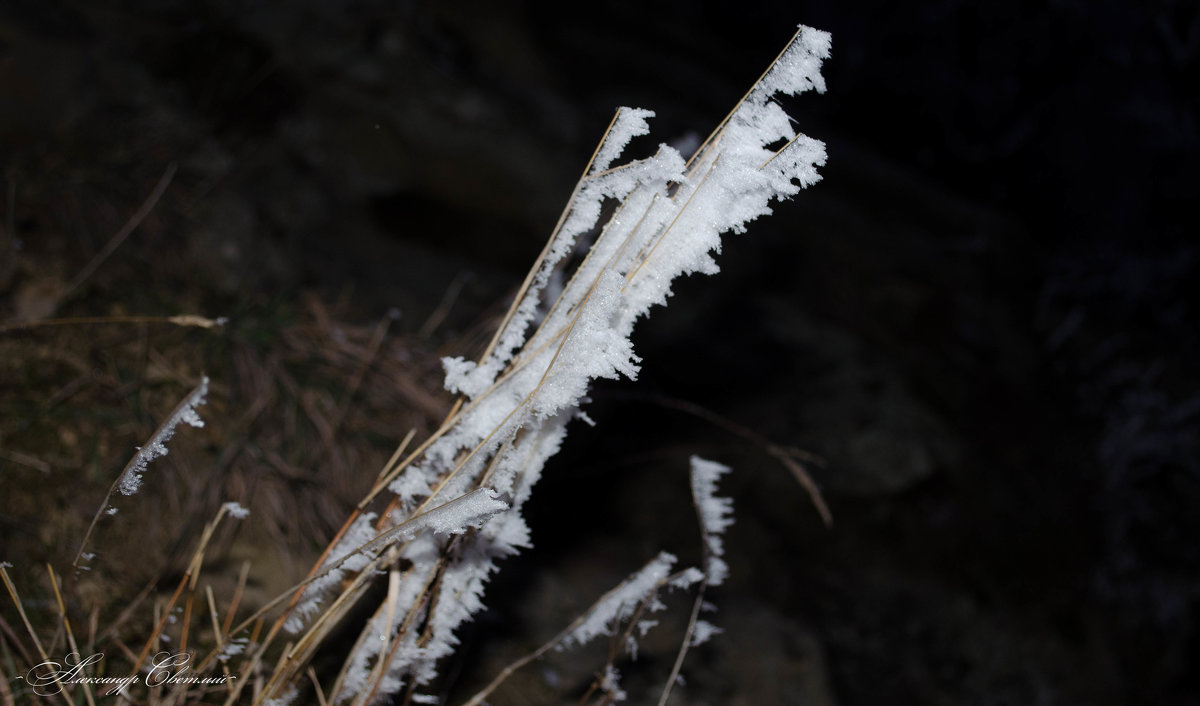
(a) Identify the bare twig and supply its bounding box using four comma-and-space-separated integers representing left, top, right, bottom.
613, 392, 832, 526
0, 566, 72, 706
46, 566, 97, 706
0, 449, 50, 473
64, 162, 177, 297
307, 667, 330, 706
418, 274, 468, 339
0, 661, 14, 706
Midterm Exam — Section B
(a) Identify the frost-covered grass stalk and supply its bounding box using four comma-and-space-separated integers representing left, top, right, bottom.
73, 375, 210, 570
459, 454, 738, 705
116, 376, 210, 497
254, 24, 831, 705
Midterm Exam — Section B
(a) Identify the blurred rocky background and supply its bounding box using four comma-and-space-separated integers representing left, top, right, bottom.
1, 1, 1196, 704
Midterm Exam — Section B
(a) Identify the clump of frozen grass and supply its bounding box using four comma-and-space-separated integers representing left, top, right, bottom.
282, 488, 509, 634
256, 23, 831, 705
0, 24, 830, 706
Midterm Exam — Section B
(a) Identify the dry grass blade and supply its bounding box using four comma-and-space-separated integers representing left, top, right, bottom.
129, 502, 236, 675
0, 448, 50, 473
46, 565, 98, 706
0, 613, 36, 668
625, 393, 832, 526
683, 26, 808, 172
0, 314, 226, 335
351, 568, 402, 706
622, 154, 721, 286
222, 562, 252, 637
418, 273, 469, 339
0, 566, 72, 706
204, 586, 223, 656
307, 667, 330, 706
659, 470, 721, 706
0, 661, 14, 706
64, 162, 177, 298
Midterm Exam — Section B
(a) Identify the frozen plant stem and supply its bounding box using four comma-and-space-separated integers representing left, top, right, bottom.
73, 376, 210, 570
658, 457, 735, 705
262, 24, 831, 704
462, 553, 700, 706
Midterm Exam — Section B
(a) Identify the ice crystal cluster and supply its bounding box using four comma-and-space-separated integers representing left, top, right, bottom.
279, 25, 831, 703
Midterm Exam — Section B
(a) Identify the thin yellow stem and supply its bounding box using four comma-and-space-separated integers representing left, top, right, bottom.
47, 566, 97, 706
0, 314, 226, 335
683, 27, 803, 171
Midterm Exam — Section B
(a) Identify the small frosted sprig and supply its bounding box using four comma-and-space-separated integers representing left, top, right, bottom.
118, 376, 209, 496
223, 501, 250, 519
274, 24, 831, 703
658, 456, 736, 705
689, 456, 734, 586
557, 551, 680, 652
73, 376, 210, 570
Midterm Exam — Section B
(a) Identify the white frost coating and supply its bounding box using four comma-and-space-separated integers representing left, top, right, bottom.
222, 501, 250, 519
412, 488, 509, 536
440, 135, 687, 402
361, 422, 566, 696
286, 512, 380, 635
592, 107, 656, 174
557, 551, 677, 651
531, 269, 640, 419
758, 26, 831, 97
118, 376, 209, 496
216, 637, 249, 662
690, 619, 724, 647
601, 664, 628, 702
262, 685, 298, 706
636, 619, 659, 637
343, 25, 829, 699
670, 566, 706, 590
334, 554, 436, 702
689, 456, 734, 586
288, 491, 508, 637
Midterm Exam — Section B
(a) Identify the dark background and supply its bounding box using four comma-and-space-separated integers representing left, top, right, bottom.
1, 1, 1196, 704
